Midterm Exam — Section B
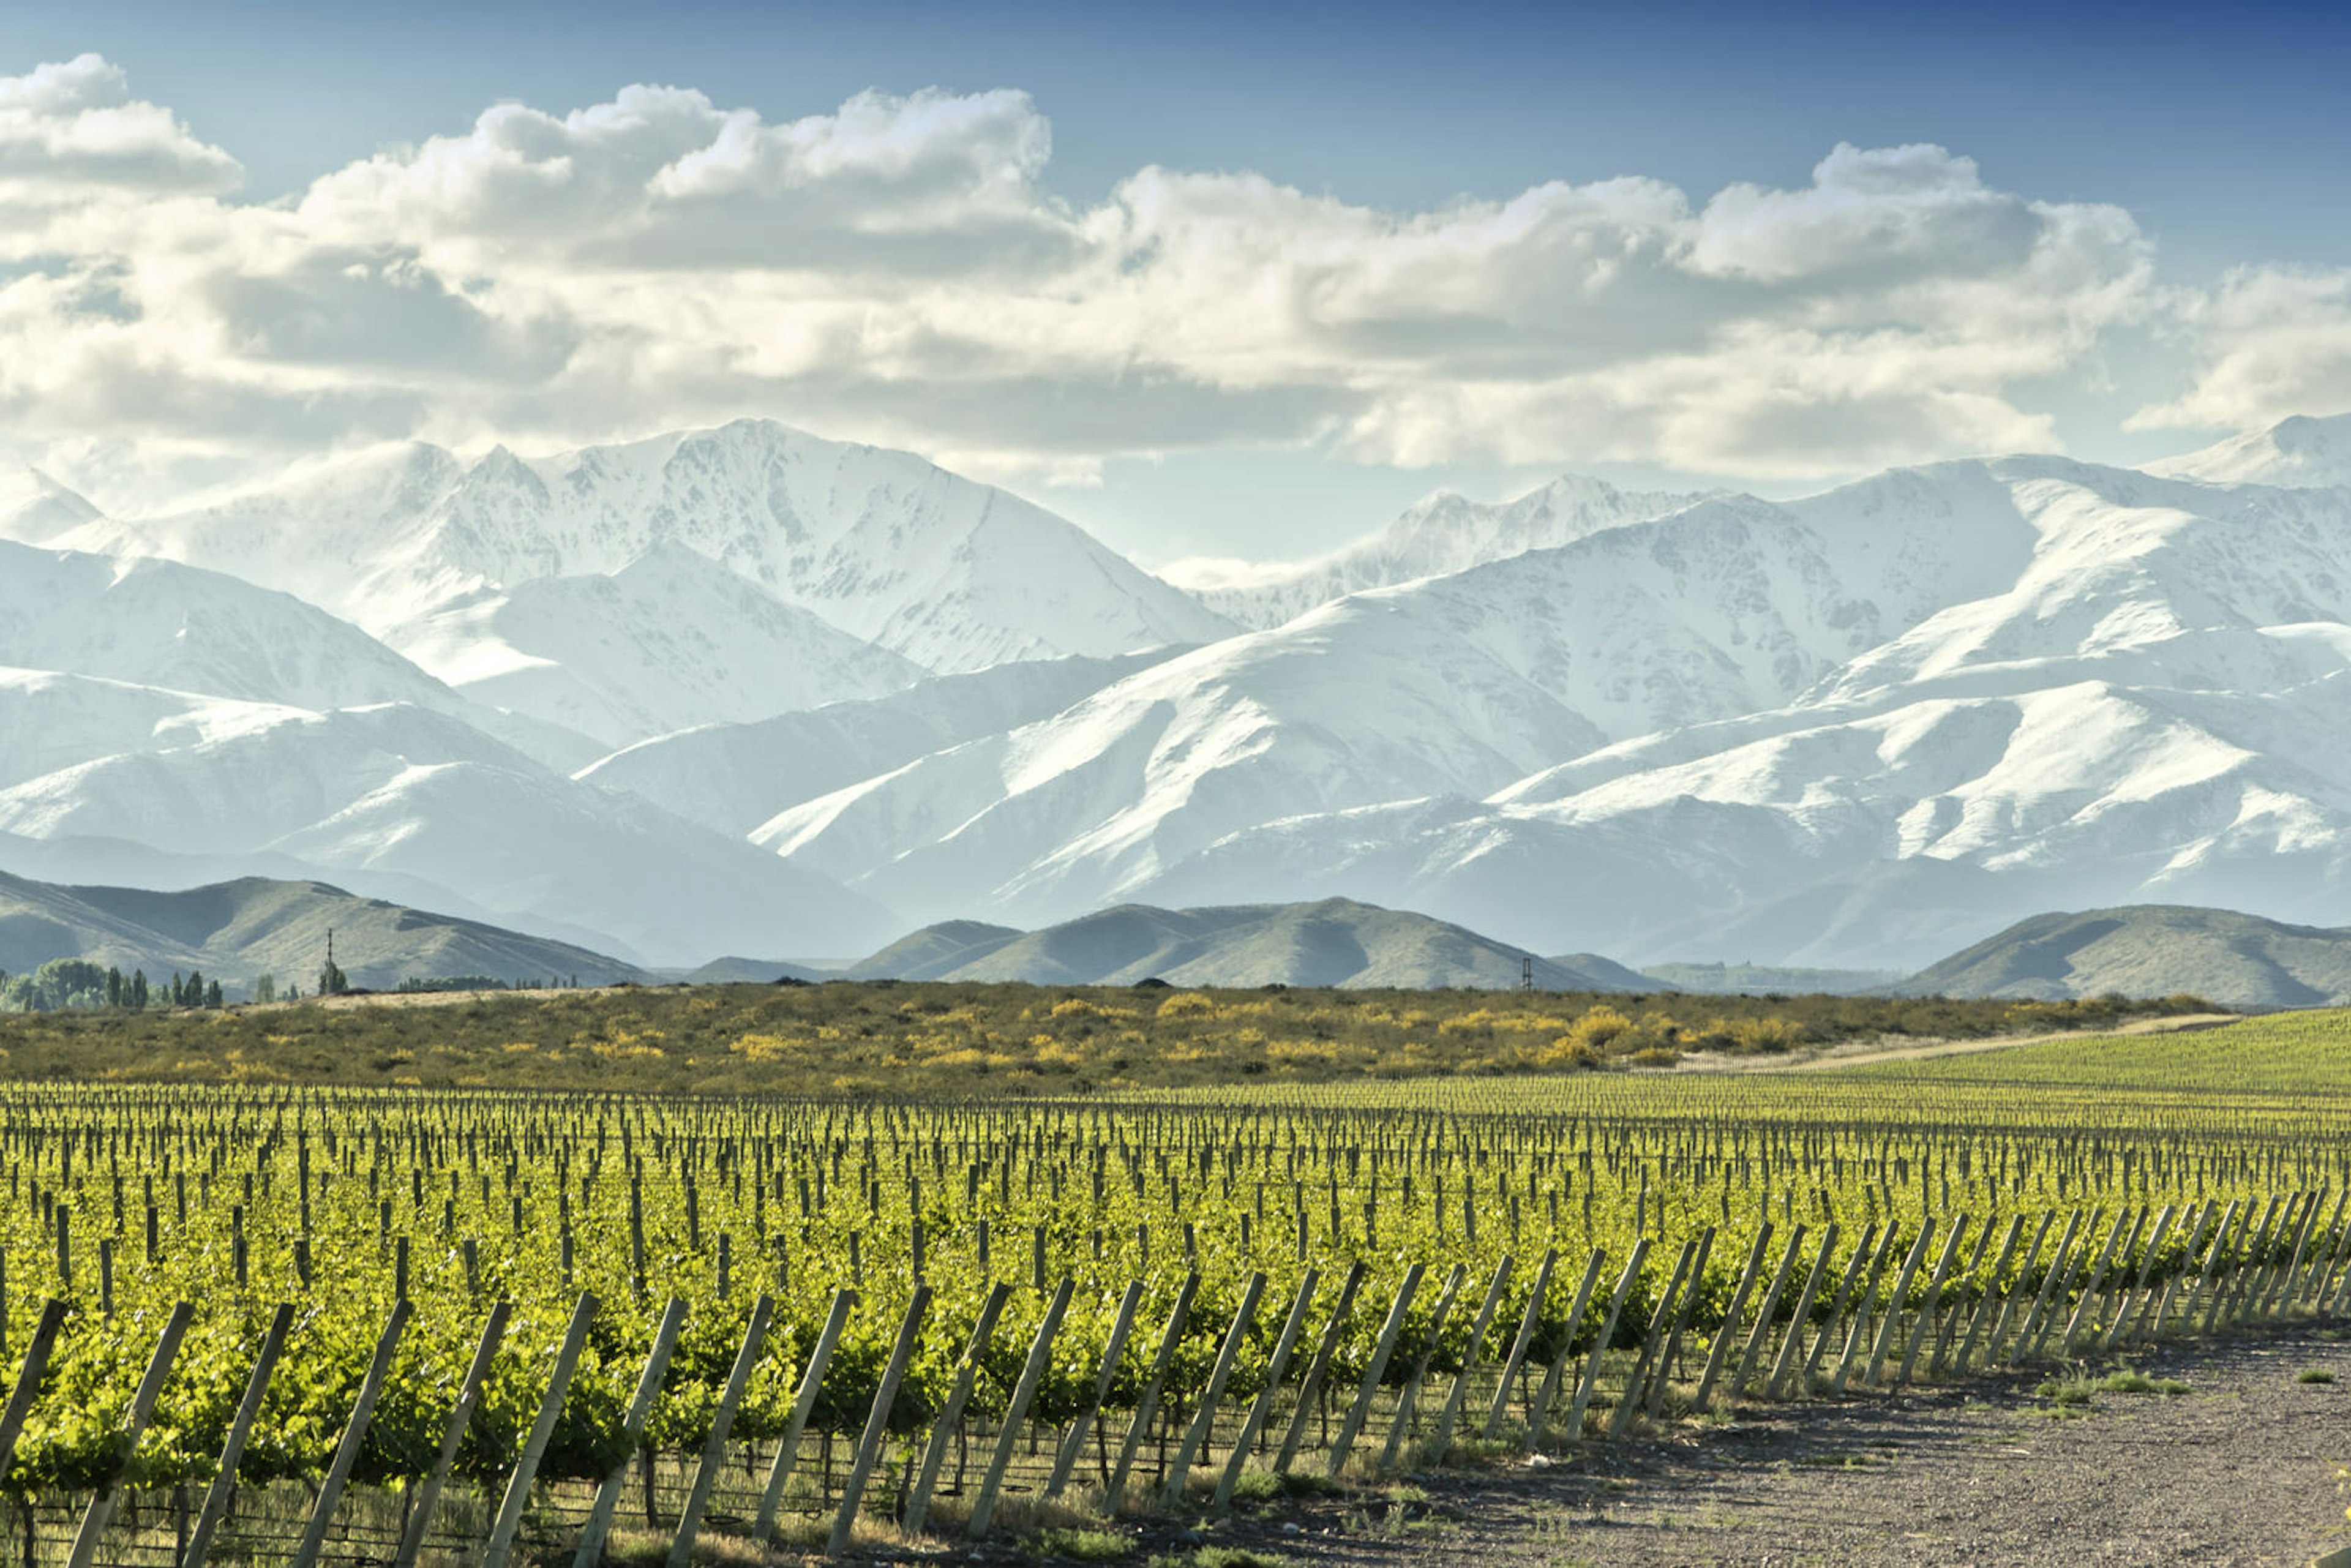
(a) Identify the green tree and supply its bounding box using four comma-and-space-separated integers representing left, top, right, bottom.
252, 973, 277, 1005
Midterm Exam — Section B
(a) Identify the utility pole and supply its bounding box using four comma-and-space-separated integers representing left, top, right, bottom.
1521, 955, 1534, 992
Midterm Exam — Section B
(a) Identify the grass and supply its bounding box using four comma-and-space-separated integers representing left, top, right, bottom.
2036, 1367, 2192, 1406
2298, 1368, 2336, 1385
1145, 1550, 1286, 1568
1226, 1470, 1331, 1504
1027, 1526, 1136, 1560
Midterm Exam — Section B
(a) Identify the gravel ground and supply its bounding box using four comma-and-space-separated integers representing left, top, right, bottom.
1185, 1324, 2351, 1568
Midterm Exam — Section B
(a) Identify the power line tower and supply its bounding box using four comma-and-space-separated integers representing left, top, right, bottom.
1521, 955, 1534, 992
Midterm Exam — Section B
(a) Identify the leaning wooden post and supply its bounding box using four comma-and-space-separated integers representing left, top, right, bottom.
1525, 1251, 1606, 1440
1482, 1248, 1557, 1439
906, 1282, 1014, 1534
1430, 1257, 1512, 1450
577, 1297, 689, 1568
184, 1303, 296, 1568
482, 1291, 599, 1568
1165, 1272, 1267, 1504
1212, 1269, 1319, 1511
1611, 1240, 1696, 1439
2293, 1190, 2348, 1310
1766, 1226, 1839, 1398
1804, 1222, 1881, 1387
2263, 1192, 2323, 1319
2213, 1197, 2281, 1330
1110, 1272, 1203, 1506
1897, 1217, 1970, 1386
393, 1300, 512, 1568
0, 1300, 68, 1480
2004, 1210, 2083, 1364
1864, 1218, 1938, 1387
1927, 1217, 1997, 1375
1693, 1225, 1772, 1411
1649, 1228, 1717, 1414
66, 1300, 194, 1568
1565, 1237, 1649, 1439
1327, 1265, 1422, 1478
2190, 1199, 2250, 1331
1949, 1215, 2026, 1375
1272, 1262, 1366, 1475
1048, 1279, 1146, 1499
1381, 1264, 1466, 1472
969, 1275, 1074, 1539
754, 1288, 855, 1540
2144, 1202, 2215, 1339
2101, 1206, 2177, 1351
1733, 1226, 1809, 1397
291, 1298, 414, 1568
1832, 1223, 1912, 1393
667, 1294, 774, 1568
2061, 1208, 2139, 1356
828, 1284, 932, 1557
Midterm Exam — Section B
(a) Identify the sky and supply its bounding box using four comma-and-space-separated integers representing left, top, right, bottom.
4, 0, 2350, 566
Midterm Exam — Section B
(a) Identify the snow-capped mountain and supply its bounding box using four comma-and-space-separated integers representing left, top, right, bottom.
1174, 474, 1712, 629
2149, 411, 2351, 489
755, 461, 2050, 928
67, 419, 1234, 672
381, 542, 924, 748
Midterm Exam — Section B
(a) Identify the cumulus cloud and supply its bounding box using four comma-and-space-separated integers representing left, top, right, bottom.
0, 55, 2208, 502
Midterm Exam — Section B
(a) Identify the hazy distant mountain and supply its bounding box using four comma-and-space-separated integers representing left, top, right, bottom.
1899, 904, 2351, 1008
846, 897, 1651, 989
1179, 475, 1713, 629
0, 871, 645, 994
1638, 962, 1908, 996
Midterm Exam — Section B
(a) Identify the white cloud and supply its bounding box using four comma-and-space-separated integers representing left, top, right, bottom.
0, 55, 2221, 503
2128, 266, 2351, 432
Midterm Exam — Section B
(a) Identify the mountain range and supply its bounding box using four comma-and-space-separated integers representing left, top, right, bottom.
6, 410, 2351, 976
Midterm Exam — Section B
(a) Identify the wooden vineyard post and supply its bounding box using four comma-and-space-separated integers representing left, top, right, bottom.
1998, 1210, 2076, 1364
1927, 1218, 1997, 1375
1272, 1262, 1366, 1476
1767, 1225, 1839, 1398
2101, 1205, 2177, 1351
1212, 1268, 1319, 1510
0, 1300, 67, 1480
2314, 1197, 2351, 1315
2144, 1203, 2215, 1340
754, 1288, 856, 1542
1110, 1271, 1203, 1507
2193, 1199, 2251, 1331
482, 1291, 599, 1568
1379, 1264, 1466, 1472
906, 1281, 1013, 1534
2214, 1198, 2281, 1330
392, 1300, 512, 1568
577, 1296, 689, 1568
968, 1275, 1074, 1539
1831, 1223, 1910, 1394
1482, 1249, 1556, 1439
1804, 1222, 1880, 1387
1864, 1219, 1937, 1387
827, 1283, 932, 1557
1526, 1251, 1605, 1439
2264, 1192, 2323, 1319
1693, 1225, 1772, 1412
1326, 1264, 1420, 1478
1048, 1279, 1146, 1499
1897, 1217, 1970, 1386
1565, 1238, 1649, 1440
1164, 1272, 1266, 1504
2024, 1209, 2103, 1361
666, 1294, 774, 1568
291, 1297, 414, 1568
1430, 1257, 1512, 1452
1611, 1240, 1695, 1439
183, 1303, 294, 1568
2237, 1193, 2299, 1324
1732, 1226, 1808, 1398
1649, 1229, 1717, 1416
1949, 1215, 2027, 1375
2060, 1208, 2139, 1356
2292, 1190, 2347, 1311
66, 1299, 193, 1568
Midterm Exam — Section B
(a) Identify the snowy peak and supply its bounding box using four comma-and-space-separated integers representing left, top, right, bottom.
111, 418, 1235, 671
0, 470, 103, 546
2148, 413, 2351, 489
1183, 472, 1714, 629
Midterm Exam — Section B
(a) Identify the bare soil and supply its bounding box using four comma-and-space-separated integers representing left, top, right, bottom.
1674, 1011, 2241, 1075
1179, 1323, 2351, 1568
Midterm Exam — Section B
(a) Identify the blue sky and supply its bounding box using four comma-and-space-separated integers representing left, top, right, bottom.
5, 0, 2349, 562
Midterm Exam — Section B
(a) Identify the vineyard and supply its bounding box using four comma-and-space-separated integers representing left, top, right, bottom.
0, 997, 2342, 1563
